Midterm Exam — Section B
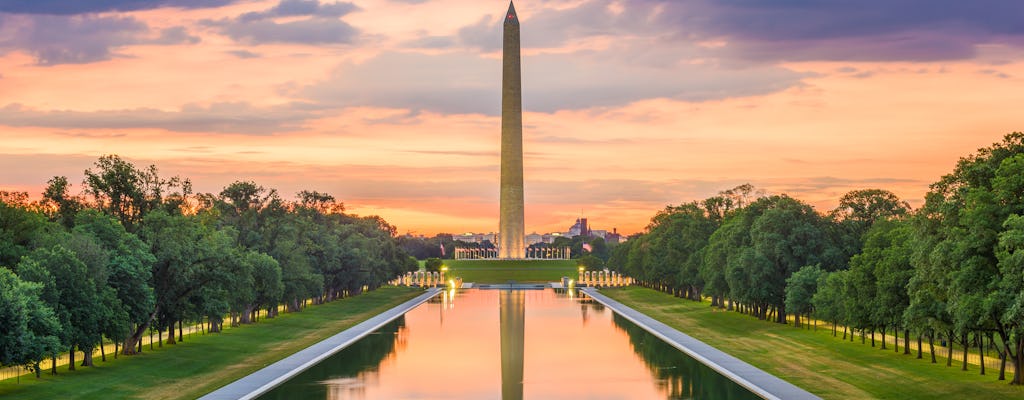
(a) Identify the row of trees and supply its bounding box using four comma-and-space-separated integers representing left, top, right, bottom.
609, 132, 1024, 385
0, 155, 416, 376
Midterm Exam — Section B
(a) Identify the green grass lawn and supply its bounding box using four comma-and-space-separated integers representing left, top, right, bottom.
601, 286, 1024, 400
0, 287, 423, 400
443, 259, 577, 283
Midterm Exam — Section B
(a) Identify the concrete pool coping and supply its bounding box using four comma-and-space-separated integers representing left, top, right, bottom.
581, 287, 821, 400
198, 288, 442, 400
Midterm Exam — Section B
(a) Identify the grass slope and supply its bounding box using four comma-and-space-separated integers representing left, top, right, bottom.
443, 259, 577, 283
0, 287, 423, 400
602, 287, 1023, 400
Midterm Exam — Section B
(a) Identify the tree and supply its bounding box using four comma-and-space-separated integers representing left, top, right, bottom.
812, 271, 848, 337
576, 254, 604, 270
634, 203, 716, 300
18, 245, 104, 371
994, 214, 1024, 383
40, 176, 85, 229
913, 133, 1024, 382
748, 196, 840, 323
83, 155, 190, 233
831, 189, 911, 235
0, 199, 50, 270
72, 210, 155, 353
785, 265, 824, 328
424, 257, 444, 273
869, 220, 915, 352
127, 210, 238, 354
587, 237, 610, 262
0, 268, 61, 376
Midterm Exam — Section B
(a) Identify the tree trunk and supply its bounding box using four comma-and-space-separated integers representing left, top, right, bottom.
999, 347, 1007, 381
979, 332, 985, 375
114, 342, 119, 359
904, 329, 911, 355
81, 346, 94, 367
166, 324, 176, 345
871, 329, 876, 347
240, 305, 253, 324
947, 331, 954, 367
1012, 336, 1023, 385
178, 320, 183, 342
68, 346, 76, 371
50, 355, 56, 375
158, 329, 162, 347
123, 309, 157, 356
917, 334, 923, 359
101, 342, 106, 362
962, 332, 969, 371
929, 333, 936, 363
879, 327, 885, 349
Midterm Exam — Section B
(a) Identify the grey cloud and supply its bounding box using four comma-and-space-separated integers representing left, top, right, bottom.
154, 26, 200, 45
978, 69, 1011, 79
0, 0, 237, 15
453, 0, 667, 52
769, 176, 925, 195
226, 49, 261, 58
0, 102, 318, 134
401, 35, 456, 49
204, 0, 359, 45
213, 18, 358, 44
0, 14, 200, 65
441, 0, 1024, 63
303, 50, 805, 115
644, 0, 1024, 62
237, 0, 358, 21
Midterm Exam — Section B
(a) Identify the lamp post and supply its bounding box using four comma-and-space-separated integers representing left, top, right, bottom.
578, 266, 585, 286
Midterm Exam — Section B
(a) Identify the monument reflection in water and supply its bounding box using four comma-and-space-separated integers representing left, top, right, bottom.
499, 290, 525, 399
257, 289, 758, 400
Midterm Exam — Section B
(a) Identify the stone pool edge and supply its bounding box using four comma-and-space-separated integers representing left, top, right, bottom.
581, 287, 821, 400
199, 288, 443, 400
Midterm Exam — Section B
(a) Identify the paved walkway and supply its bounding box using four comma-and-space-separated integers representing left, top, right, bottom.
581, 288, 820, 400
199, 288, 442, 400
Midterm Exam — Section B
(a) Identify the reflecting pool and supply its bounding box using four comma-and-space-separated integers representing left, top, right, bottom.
258, 289, 759, 400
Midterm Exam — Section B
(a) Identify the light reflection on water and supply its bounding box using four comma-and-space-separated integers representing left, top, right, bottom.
257, 289, 759, 400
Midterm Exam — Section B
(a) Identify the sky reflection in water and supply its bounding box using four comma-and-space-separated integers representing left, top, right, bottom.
258, 289, 758, 400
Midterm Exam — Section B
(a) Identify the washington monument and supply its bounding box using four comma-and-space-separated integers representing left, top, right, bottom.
499, 1, 525, 259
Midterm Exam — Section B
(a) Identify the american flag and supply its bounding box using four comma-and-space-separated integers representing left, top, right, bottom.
583, 243, 592, 252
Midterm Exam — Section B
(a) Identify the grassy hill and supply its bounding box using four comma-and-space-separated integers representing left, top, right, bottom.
441, 259, 578, 283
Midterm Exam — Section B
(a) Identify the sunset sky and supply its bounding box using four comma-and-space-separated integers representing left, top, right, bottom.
1, 0, 1022, 236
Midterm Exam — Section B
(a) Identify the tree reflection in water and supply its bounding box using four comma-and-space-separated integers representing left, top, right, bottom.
608, 311, 760, 400
258, 316, 407, 400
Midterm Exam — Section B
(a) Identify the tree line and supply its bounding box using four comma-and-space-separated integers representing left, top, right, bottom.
609, 132, 1024, 385
0, 155, 416, 377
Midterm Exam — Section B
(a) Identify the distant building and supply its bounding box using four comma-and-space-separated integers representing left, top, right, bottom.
568, 218, 590, 237
452, 232, 496, 244
604, 228, 621, 245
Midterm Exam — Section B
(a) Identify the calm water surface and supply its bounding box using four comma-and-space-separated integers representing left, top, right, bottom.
258, 289, 759, 400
